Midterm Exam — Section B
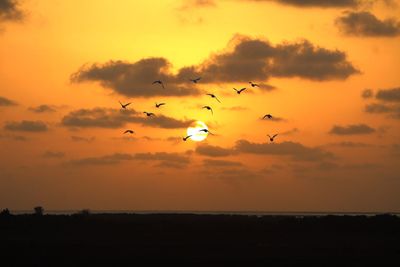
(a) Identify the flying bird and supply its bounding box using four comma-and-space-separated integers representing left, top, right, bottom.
124, 130, 135, 134
233, 88, 246, 94
190, 77, 201, 83
267, 134, 278, 142
152, 80, 165, 89
198, 128, 214, 135
183, 135, 192, 141
143, 112, 155, 117
206, 93, 221, 103
155, 102, 166, 108
202, 106, 213, 115
249, 82, 259, 87
263, 114, 273, 119
119, 101, 131, 109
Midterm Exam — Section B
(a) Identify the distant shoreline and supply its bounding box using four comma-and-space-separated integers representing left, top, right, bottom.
7, 210, 400, 216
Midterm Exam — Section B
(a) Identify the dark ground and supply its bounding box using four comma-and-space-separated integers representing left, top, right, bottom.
0, 213, 399, 266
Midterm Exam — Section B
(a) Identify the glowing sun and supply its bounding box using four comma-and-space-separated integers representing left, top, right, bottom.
187, 121, 208, 142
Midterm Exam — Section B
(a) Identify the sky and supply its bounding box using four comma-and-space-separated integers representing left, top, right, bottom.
0, 0, 399, 212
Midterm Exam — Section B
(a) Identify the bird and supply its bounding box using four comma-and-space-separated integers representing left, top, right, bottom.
155, 102, 166, 108
249, 82, 259, 87
183, 135, 192, 141
119, 101, 131, 109
206, 93, 221, 103
190, 77, 201, 83
124, 130, 134, 134
152, 80, 165, 89
202, 106, 213, 115
198, 128, 214, 135
143, 112, 155, 117
233, 88, 246, 94
267, 134, 278, 142
263, 114, 273, 119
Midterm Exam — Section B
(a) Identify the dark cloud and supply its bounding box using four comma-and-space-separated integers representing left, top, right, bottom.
4, 120, 48, 132
133, 152, 190, 167
329, 124, 375, 135
178, 36, 359, 82
235, 140, 334, 161
362, 89, 374, 99
71, 58, 202, 98
365, 103, 400, 119
255, 0, 363, 8
328, 141, 373, 148
67, 153, 134, 166
28, 105, 56, 113
71, 136, 95, 143
195, 143, 235, 157
72, 36, 359, 94
376, 87, 400, 102
202, 159, 243, 167
0, 0, 24, 22
0, 133, 27, 141
42, 151, 65, 158
61, 107, 193, 129
0, 96, 17, 106
336, 11, 400, 37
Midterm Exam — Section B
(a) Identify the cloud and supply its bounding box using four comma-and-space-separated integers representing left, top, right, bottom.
71, 36, 359, 94
235, 140, 334, 161
68, 151, 190, 168
133, 152, 190, 167
365, 103, 400, 119
178, 35, 359, 82
0, 133, 27, 141
178, 0, 216, 10
329, 124, 375, 135
328, 141, 373, 148
71, 136, 95, 143
195, 143, 235, 157
202, 159, 243, 167
376, 87, 400, 102
61, 107, 193, 129
67, 153, 134, 166
0, 96, 17, 106
71, 58, 202, 98
362, 89, 374, 99
4, 120, 48, 132
28, 105, 56, 113
221, 106, 249, 111
254, 0, 363, 8
336, 11, 400, 37
363, 88, 400, 119
0, 0, 24, 22
42, 151, 65, 158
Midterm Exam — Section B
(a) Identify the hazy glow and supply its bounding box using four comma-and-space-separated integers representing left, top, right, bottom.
187, 121, 208, 142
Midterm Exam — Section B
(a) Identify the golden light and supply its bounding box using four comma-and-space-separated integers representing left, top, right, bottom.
187, 121, 208, 142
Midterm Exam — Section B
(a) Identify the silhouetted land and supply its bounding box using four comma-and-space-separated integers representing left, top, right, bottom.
1, 213, 399, 266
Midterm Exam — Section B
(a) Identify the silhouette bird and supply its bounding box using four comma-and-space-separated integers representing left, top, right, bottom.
249, 82, 259, 87
190, 77, 201, 83
202, 106, 213, 115
124, 130, 135, 134
233, 88, 246, 94
155, 102, 166, 108
206, 93, 221, 103
119, 101, 131, 109
263, 114, 273, 119
143, 112, 155, 117
152, 80, 165, 89
183, 135, 192, 141
267, 134, 278, 142
198, 128, 214, 135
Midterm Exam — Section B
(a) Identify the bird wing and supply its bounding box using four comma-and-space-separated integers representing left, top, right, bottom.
159, 103, 166, 106
233, 88, 238, 92
215, 97, 221, 103
161, 82, 165, 89
273, 134, 278, 138
263, 115, 268, 119
152, 81, 158, 84
267, 134, 272, 138
125, 102, 131, 107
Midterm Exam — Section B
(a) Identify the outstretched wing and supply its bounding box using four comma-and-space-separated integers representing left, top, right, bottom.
273, 134, 278, 138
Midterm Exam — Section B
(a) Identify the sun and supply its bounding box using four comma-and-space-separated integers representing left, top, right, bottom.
187, 121, 208, 142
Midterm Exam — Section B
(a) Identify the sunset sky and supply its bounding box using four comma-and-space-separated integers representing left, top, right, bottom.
1, 0, 399, 212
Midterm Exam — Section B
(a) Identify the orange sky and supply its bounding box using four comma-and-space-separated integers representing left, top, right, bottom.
0, 0, 399, 212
